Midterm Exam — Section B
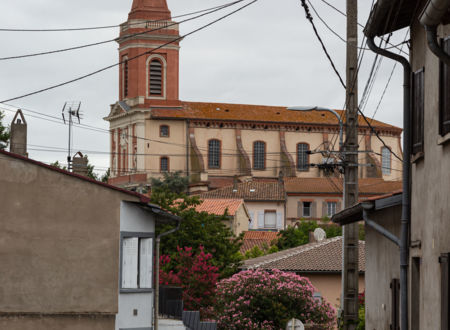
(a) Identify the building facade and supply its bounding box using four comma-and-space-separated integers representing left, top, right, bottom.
105, 0, 403, 190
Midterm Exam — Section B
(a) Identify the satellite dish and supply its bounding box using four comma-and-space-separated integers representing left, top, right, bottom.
313, 228, 326, 242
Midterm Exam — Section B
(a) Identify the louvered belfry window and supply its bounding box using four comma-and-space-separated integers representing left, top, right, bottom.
440, 38, 450, 136
149, 59, 163, 96
123, 58, 129, 98
253, 141, 266, 170
412, 69, 424, 154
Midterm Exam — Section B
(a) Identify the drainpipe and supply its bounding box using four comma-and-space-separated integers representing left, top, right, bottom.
366, 37, 411, 330
154, 217, 181, 330
420, 0, 450, 66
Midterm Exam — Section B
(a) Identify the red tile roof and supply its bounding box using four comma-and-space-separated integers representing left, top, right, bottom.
199, 181, 285, 201
241, 231, 280, 254
242, 236, 365, 273
195, 198, 244, 216
284, 177, 402, 195
149, 101, 401, 133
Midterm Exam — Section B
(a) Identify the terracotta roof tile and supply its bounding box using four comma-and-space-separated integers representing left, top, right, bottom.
240, 231, 280, 254
242, 236, 365, 272
149, 101, 401, 133
199, 181, 285, 201
284, 177, 402, 195
195, 198, 244, 216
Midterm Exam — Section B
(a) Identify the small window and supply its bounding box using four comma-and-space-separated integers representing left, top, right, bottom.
160, 125, 169, 137
208, 139, 221, 169
381, 147, 391, 175
439, 38, 450, 136
412, 69, 424, 154
121, 235, 153, 290
253, 141, 266, 170
264, 210, 277, 229
149, 59, 163, 96
327, 202, 337, 217
297, 143, 309, 171
160, 157, 169, 172
303, 202, 311, 217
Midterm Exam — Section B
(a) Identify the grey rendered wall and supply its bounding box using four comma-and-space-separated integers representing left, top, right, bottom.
365, 205, 401, 330
410, 18, 450, 330
116, 202, 155, 330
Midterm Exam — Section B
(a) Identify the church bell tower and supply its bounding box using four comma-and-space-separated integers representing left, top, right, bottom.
117, 0, 181, 107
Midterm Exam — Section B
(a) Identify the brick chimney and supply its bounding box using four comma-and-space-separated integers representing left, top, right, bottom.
72, 152, 89, 177
9, 109, 27, 157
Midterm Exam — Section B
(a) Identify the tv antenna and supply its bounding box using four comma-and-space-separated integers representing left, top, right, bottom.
62, 101, 82, 171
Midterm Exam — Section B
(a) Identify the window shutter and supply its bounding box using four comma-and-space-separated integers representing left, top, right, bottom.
297, 202, 302, 218
311, 202, 317, 218
122, 237, 138, 289
276, 212, 283, 230
412, 69, 425, 154
390, 278, 400, 330
440, 38, 450, 136
322, 202, 327, 218
258, 211, 265, 229
249, 211, 254, 229
440, 253, 450, 329
139, 238, 153, 289
149, 59, 162, 95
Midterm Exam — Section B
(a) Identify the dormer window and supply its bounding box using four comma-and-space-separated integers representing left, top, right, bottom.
149, 59, 163, 96
160, 125, 169, 137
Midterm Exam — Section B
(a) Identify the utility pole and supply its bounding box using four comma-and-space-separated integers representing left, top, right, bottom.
342, 0, 359, 328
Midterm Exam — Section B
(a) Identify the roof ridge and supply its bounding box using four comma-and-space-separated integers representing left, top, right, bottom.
248, 236, 342, 269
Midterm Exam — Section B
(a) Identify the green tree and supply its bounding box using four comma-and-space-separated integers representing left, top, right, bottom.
0, 111, 10, 150
101, 168, 110, 183
277, 221, 343, 250
49, 160, 67, 170
151, 173, 242, 278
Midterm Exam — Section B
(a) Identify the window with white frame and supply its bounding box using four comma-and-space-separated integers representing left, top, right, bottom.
381, 147, 391, 175
121, 235, 153, 290
327, 202, 337, 217
264, 210, 277, 229
303, 202, 311, 217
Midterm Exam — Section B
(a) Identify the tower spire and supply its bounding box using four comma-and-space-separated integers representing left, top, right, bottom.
129, 0, 171, 20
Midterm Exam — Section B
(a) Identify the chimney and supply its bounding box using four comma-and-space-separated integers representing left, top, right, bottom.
232, 175, 238, 193
72, 151, 89, 177
10, 109, 28, 157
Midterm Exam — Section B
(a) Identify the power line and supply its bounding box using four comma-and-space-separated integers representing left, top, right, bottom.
0, 1, 246, 61
0, 1, 243, 32
0, 0, 258, 104
300, 0, 346, 89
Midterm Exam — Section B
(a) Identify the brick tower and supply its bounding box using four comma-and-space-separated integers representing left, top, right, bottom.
117, 0, 181, 107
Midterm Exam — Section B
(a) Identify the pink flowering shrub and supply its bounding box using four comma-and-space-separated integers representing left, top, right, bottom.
215, 269, 336, 329
160, 246, 220, 312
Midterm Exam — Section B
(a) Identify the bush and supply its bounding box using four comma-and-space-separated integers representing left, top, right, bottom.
215, 269, 336, 329
159, 246, 220, 312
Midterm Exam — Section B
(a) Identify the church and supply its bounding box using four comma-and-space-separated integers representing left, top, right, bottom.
105, 0, 402, 191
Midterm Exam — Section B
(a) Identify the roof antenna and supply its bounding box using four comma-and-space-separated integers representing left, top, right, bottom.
62, 101, 82, 172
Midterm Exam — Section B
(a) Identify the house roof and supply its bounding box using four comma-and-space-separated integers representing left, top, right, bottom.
199, 181, 285, 202
195, 198, 245, 216
0, 150, 181, 222
284, 177, 402, 195
242, 236, 365, 273
241, 231, 280, 254
332, 190, 403, 226
149, 102, 402, 133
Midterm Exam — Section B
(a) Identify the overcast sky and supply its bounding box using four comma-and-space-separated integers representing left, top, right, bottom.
0, 0, 408, 175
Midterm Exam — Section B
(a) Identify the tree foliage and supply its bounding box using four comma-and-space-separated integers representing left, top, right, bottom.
151, 173, 242, 278
0, 111, 10, 150
215, 269, 336, 329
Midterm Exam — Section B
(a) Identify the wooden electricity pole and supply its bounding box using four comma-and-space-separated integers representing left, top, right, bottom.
342, 0, 359, 328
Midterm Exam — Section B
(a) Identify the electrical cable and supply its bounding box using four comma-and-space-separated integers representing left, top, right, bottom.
0, 0, 258, 104
0, 1, 243, 32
